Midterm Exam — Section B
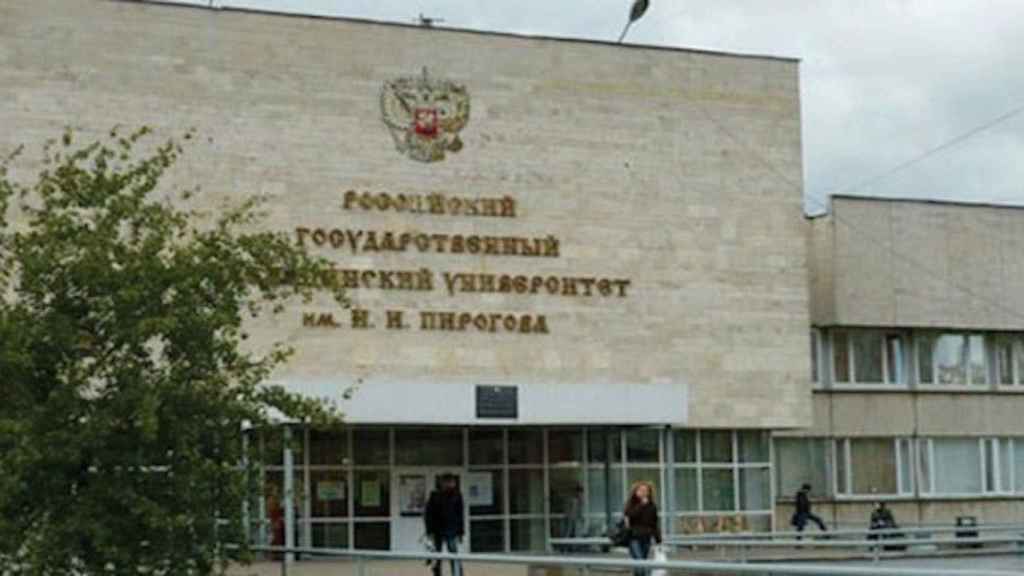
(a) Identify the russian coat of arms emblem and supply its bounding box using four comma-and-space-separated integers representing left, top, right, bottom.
380, 68, 471, 163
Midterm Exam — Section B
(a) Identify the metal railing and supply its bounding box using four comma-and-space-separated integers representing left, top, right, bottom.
246, 544, 1020, 576
549, 522, 1024, 564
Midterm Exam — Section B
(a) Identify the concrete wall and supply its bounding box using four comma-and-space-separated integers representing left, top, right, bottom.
809, 196, 1024, 331
775, 391, 1024, 438
0, 0, 810, 427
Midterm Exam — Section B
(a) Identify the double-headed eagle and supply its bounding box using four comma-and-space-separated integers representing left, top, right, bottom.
380, 68, 471, 163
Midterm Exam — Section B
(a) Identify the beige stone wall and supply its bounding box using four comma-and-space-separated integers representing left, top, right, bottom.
774, 391, 1024, 438
0, 0, 810, 427
810, 196, 1024, 330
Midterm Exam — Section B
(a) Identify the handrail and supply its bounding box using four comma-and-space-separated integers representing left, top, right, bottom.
245, 544, 1017, 576
669, 522, 1024, 542
549, 522, 1024, 547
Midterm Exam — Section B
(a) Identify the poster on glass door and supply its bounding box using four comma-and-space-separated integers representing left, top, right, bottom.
399, 474, 427, 516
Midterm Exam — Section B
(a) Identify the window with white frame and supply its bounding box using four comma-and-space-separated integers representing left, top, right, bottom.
917, 333, 988, 387
919, 438, 983, 495
918, 437, 1021, 496
834, 438, 913, 497
831, 330, 905, 386
774, 438, 833, 499
994, 335, 1024, 387
671, 431, 773, 534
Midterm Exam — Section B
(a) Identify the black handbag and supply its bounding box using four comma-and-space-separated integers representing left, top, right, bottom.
607, 519, 630, 547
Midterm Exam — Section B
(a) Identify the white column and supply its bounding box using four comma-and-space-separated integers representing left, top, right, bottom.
284, 426, 296, 564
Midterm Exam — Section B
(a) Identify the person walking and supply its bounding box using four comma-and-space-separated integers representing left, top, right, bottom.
623, 480, 662, 576
424, 474, 465, 576
563, 484, 585, 538
791, 483, 828, 536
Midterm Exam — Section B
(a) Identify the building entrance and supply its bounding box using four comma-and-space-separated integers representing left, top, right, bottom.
391, 468, 465, 551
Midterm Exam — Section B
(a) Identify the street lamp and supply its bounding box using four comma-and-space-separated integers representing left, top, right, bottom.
617, 0, 650, 43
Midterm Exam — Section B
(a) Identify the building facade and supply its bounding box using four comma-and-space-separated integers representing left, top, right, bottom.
778, 196, 1024, 528
4, 0, 1020, 555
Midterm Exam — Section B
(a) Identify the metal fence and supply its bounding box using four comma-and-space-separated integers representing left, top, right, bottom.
247, 544, 1021, 576
550, 522, 1024, 564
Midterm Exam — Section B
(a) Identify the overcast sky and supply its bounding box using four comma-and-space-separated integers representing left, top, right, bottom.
169, 0, 1024, 213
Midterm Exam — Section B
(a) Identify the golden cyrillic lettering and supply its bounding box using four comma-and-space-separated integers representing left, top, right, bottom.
351, 309, 370, 329
386, 310, 406, 330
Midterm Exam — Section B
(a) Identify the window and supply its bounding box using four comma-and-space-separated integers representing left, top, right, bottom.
810, 329, 821, 384
917, 333, 988, 387
832, 330, 905, 385
835, 438, 912, 496
774, 438, 833, 499
920, 438, 983, 495
670, 431, 772, 533
994, 335, 1024, 387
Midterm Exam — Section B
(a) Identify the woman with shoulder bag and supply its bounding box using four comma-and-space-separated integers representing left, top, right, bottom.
623, 480, 662, 576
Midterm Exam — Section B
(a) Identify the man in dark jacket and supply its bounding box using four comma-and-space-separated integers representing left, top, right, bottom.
424, 474, 464, 576
791, 483, 828, 536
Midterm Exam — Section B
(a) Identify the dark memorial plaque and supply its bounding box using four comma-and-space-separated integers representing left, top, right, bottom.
476, 385, 518, 419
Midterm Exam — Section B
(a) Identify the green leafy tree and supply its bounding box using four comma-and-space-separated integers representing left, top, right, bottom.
0, 128, 344, 575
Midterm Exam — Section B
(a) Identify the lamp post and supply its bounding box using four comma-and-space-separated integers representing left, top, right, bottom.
617, 0, 650, 43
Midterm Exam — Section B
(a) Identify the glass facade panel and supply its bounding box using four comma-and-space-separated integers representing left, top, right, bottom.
258, 426, 775, 553
510, 518, 546, 551
309, 429, 349, 466
587, 467, 624, 519
509, 469, 544, 515
673, 430, 698, 463
353, 470, 390, 517
932, 439, 982, 494
701, 432, 733, 464
739, 468, 771, 511
311, 522, 349, 548
587, 429, 622, 464
353, 522, 389, 550
470, 519, 504, 553
775, 438, 831, 498
626, 429, 660, 463
701, 469, 736, 511
352, 429, 389, 466
469, 429, 504, 466
549, 468, 584, 514
851, 331, 884, 383
468, 470, 504, 516
672, 469, 699, 512
850, 439, 897, 495
508, 430, 544, 465
310, 469, 349, 518
548, 429, 583, 465
738, 432, 769, 463
395, 428, 463, 466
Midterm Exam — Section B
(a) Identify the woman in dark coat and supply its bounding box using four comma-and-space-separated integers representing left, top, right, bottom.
623, 480, 662, 576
